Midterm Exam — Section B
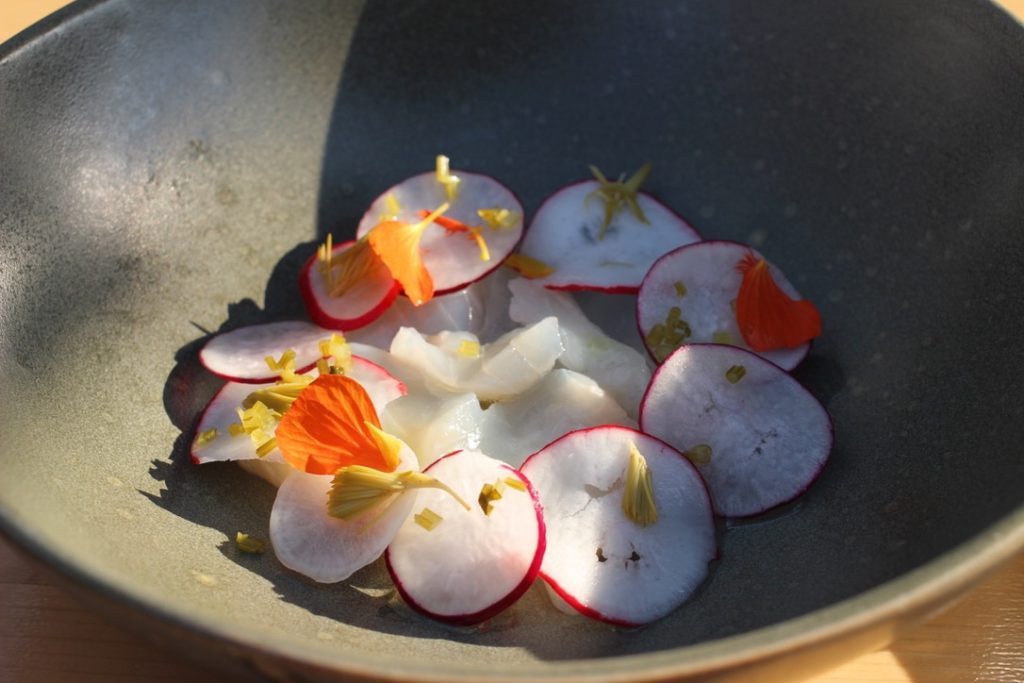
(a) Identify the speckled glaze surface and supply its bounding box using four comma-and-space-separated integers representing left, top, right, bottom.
1, 1, 1023, 681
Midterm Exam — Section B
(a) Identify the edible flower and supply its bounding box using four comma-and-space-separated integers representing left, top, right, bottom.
274, 374, 401, 475
622, 442, 657, 527
368, 203, 449, 306
735, 253, 821, 352
588, 163, 652, 240
317, 235, 393, 299
328, 465, 469, 521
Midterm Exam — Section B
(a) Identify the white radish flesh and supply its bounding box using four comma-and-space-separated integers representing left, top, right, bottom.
637, 240, 809, 370
520, 426, 715, 626
381, 393, 485, 468
517, 180, 700, 293
299, 240, 400, 331
269, 445, 421, 583
385, 449, 544, 625
356, 171, 524, 295
508, 277, 651, 417
639, 343, 832, 517
199, 320, 330, 383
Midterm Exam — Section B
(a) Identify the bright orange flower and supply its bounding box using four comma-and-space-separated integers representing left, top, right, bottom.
735, 253, 821, 352
367, 204, 448, 306
274, 374, 400, 475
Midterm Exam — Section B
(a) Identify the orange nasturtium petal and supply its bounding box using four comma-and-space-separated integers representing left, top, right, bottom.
367, 204, 448, 306
275, 374, 400, 475
735, 253, 822, 352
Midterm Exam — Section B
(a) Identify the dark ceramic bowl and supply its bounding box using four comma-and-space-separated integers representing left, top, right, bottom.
2, 1, 1023, 681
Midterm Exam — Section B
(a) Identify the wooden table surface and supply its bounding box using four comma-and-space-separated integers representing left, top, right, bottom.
2, 2, 1024, 682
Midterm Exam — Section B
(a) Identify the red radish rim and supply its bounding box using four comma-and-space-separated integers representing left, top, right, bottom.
188, 379, 266, 465
638, 343, 835, 518
635, 239, 813, 369
350, 355, 409, 397
520, 424, 716, 626
523, 178, 703, 292
298, 240, 401, 331
384, 449, 546, 626
201, 357, 321, 385
359, 171, 527, 299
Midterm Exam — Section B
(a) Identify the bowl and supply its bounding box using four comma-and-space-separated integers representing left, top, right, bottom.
2, 1, 1023, 681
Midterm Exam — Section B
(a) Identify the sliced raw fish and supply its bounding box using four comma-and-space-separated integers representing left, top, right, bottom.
481, 369, 633, 468
388, 317, 563, 401
509, 277, 651, 417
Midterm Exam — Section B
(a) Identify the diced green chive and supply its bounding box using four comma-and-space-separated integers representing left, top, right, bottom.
684, 444, 713, 465
725, 364, 747, 384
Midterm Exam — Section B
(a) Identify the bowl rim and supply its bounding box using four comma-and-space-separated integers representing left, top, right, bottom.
2, 0, 1023, 679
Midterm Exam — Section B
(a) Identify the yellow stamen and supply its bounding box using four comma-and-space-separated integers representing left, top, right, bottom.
478, 207, 520, 230
587, 163, 652, 240
242, 380, 313, 414
235, 532, 266, 554
457, 339, 481, 358
504, 476, 527, 492
194, 428, 218, 447
414, 507, 444, 531
622, 442, 657, 527
436, 155, 461, 201
328, 465, 470, 520
318, 333, 352, 374
505, 253, 554, 279
380, 193, 403, 222
469, 226, 491, 262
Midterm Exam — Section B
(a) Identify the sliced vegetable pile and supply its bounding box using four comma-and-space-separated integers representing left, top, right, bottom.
189, 156, 829, 628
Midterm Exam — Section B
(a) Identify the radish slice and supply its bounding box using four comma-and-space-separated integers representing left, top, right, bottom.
269, 444, 421, 583
517, 180, 700, 293
199, 321, 330, 383
520, 426, 715, 626
346, 266, 516, 350
237, 459, 293, 488
637, 240, 810, 370
639, 343, 833, 517
190, 356, 407, 466
299, 239, 400, 331
508, 277, 651, 417
356, 170, 524, 295
388, 317, 563, 401
385, 449, 544, 625
481, 369, 633, 468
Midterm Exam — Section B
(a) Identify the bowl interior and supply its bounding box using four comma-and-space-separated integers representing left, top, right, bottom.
2, 0, 1024, 678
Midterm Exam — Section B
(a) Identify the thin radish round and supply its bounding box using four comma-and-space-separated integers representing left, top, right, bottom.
517, 179, 700, 293
199, 320, 330, 383
385, 449, 544, 625
637, 240, 810, 370
639, 343, 833, 517
190, 356, 407, 466
269, 444, 421, 583
299, 239, 400, 331
520, 426, 715, 626
356, 170, 524, 295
